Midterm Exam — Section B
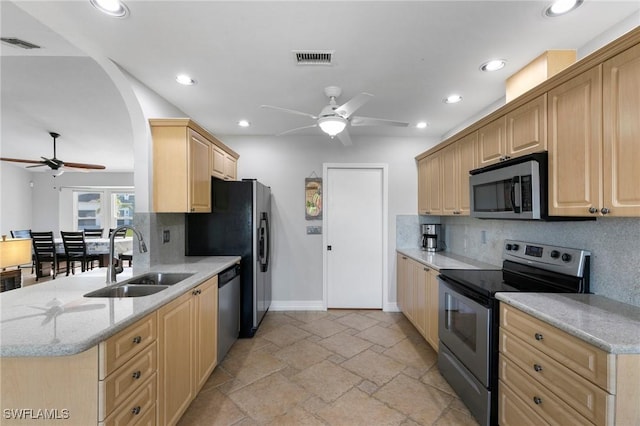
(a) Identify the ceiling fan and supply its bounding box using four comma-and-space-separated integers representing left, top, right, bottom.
0, 131, 106, 172
261, 86, 409, 146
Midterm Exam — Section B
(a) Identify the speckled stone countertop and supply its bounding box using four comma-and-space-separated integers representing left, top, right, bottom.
396, 248, 499, 271
0, 256, 240, 357
496, 293, 640, 354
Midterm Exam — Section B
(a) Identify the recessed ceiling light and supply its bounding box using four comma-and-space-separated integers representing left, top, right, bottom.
480, 59, 506, 72
89, 0, 129, 18
176, 74, 196, 85
238, 120, 250, 128
443, 94, 463, 104
416, 122, 429, 129
545, 0, 583, 17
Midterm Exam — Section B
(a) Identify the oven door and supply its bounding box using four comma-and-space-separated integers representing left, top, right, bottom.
438, 277, 490, 387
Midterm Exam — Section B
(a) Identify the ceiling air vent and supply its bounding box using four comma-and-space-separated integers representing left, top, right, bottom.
1, 37, 41, 49
293, 50, 334, 66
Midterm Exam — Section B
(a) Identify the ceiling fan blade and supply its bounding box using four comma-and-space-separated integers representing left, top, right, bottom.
276, 123, 318, 136
261, 105, 318, 120
26, 164, 47, 169
336, 129, 353, 146
350, 116, 410, 127
0, 157, 44, 165
335, 93, 373, 118
62, 161, 106, 170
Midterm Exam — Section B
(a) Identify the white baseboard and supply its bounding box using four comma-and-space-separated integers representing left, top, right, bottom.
384, 303, 401, 312
269, 300, 326, 311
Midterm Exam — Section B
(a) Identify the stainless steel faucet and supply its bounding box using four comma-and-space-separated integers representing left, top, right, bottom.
106, 225, 148, 283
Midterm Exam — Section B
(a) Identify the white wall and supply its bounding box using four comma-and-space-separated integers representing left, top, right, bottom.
0, 164, 34, 236
221, 134, 438, 309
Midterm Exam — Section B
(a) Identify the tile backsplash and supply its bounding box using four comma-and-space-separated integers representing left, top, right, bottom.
398, 215, 640, 308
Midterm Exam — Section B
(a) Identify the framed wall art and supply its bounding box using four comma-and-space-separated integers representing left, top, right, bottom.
305, 177, 322, 220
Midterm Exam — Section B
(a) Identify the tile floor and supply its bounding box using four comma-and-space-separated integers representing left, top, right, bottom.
178, 310, 479, 425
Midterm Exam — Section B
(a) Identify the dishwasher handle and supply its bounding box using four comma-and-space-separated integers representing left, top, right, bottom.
219, 264, 240, 288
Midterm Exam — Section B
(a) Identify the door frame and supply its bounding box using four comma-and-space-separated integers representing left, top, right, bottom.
322, 163, 389, 310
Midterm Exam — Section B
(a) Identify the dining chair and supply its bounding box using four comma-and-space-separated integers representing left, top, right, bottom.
29, 231, 58, 281
60, 231, 93, 276
109, 228, 127, 238
83, 228, 104, 238
10, 229, 35, 273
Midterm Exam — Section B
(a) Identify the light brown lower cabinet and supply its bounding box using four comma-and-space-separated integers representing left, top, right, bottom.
499, 302, 640, 426
158, 276, 218, 426
396, 254, 439, 352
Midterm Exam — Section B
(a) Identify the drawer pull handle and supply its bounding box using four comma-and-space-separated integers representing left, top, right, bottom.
534, 333, 543, 341
132, 336, 142, 344
533, 364, 543, 372
131, 406, 141, 415
533, 396, 542, 405
132, 371, 142, 379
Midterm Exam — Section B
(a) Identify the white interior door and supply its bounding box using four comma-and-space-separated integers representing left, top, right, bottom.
325, 166, 385, 309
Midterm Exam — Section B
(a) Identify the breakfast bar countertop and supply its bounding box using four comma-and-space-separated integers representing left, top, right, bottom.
0, 256, 240, 357
496, 292, 640, 354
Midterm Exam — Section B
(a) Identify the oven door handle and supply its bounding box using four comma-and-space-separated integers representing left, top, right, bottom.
510, 176, 521, 213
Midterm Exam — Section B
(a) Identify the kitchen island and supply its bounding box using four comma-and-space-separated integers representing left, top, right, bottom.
0, 256, 240, 426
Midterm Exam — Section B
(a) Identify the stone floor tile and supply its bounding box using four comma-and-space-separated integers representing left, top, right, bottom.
291, 359, 362, 402
299, 317, 349, 338
421, 366, 457, 397
357, 379, 379, 395
318, 330, 372, 358
200, 364, 234, 392
365, 310, 405, 324
176, 388, 246, 426
316, 388, 406, 425
228, 372, 309, 423
342, 349, 405, 386
220, 350, 287, 392
266, 406, 326, 425
327, 353, 347, 364
274, 339, 332, 370
284, 311, 330, 323
384, 337, 438, 371
433, 407, 479, 426
374, 373, 454, 425
335, 312, 380, 330
260, 323, 311, 347
356, 325, 406, 347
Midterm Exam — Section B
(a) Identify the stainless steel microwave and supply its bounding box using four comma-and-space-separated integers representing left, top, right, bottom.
469, 153, 547, 220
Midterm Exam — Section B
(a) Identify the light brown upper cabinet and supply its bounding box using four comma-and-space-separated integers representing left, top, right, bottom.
151, 119, 212, 213
442, 132, 478, 215
418, 151, 443, 215
211, 143, 238, 181
602, 43, 640, 216
478, 95, 547, 167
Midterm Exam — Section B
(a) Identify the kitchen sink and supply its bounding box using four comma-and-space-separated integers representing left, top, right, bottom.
124, 272, 194, 286
84, 284, 169, 298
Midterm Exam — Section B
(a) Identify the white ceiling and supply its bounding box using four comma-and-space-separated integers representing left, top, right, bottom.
2, 1, 639, 172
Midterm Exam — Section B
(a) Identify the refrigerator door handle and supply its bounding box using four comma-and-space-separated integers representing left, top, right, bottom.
259, 212, 270, 272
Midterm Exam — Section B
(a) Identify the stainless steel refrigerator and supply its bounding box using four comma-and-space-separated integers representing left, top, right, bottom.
185, 178, 271, 337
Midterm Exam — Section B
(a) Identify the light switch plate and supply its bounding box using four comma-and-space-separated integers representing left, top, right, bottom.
307, 226, 322, 235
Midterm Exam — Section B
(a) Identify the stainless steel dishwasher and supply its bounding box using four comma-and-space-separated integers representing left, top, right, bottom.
218, 264, 241, 362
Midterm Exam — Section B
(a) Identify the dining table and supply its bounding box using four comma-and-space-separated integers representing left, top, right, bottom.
54, 237, 133, 267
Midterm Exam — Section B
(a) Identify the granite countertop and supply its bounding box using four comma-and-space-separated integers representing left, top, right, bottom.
396, 248, 499, 271
0, 256, 240, 357
496, 293, 640, 354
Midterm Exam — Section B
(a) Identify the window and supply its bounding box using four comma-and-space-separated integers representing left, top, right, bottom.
74, 191, 103, 230
67, 187, 134, 232
112, 192, 135, 227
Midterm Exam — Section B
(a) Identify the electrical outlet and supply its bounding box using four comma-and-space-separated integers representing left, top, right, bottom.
163, 229, 170, 243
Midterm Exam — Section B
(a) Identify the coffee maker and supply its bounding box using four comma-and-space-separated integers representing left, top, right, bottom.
421, 224, 443, 252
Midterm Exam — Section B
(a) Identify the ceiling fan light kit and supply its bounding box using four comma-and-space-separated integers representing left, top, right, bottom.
318, 116, 347, 137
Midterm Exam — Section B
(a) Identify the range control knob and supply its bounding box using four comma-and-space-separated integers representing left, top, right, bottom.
550, 250, 560, 259
511, 244, 520, 251
561, 253, 572, 262
505, 244, 513, 251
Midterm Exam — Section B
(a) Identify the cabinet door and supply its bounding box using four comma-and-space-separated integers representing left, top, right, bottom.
506, 94, 547, 157
426, 268, 439, 352
194, 276, 218, 392
548, 66, 602, 217
457, 132, 477, 215
414, 263, 428, 337
188, 130, 212, 213
478, 117, 507, 166
441, 145, 458, 216
211, 144, 226, 179
397, 254, 407, 312
224, 155, 237, 180
425, 152, 442, 215
417, 158, 429, 215
603, 43, 640, 216
158, 292, 195, 426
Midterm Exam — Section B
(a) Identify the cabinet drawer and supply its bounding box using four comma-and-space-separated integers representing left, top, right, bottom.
500, 329, 613, 425
499, 355, 594, 426
499, 379, 549, 426
101, 374, 157, 426
100, 313, 157, 379
500, 303, 612, 391
100, 342, 157, 420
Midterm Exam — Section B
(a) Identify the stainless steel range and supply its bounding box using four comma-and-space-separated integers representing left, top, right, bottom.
437, 240, 590, 426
